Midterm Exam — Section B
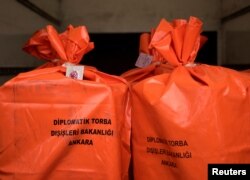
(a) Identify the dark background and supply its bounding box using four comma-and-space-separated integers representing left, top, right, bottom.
82, 31, 217, 75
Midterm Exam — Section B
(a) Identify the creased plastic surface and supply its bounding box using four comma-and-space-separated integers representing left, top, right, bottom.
150, 16, 206, 66
23, 25, 94, 65
122, 16, 207, 82
132, 66, 250, 180
123, 17, 250, 180
0, 26, 130, 180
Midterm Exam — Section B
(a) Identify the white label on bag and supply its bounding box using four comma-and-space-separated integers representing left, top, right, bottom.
135, 52, 153, 68
66, 65, 84, 80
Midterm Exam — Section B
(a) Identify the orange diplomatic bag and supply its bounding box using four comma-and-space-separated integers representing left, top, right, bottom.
122, 18, 207, 83
0, 25, 131, 180
123, 17, 250, 180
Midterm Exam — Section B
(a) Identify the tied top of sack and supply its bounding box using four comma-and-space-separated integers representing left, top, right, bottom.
23, 25, 94, 65
145, 16, 207, 67
139, 33, 165, 63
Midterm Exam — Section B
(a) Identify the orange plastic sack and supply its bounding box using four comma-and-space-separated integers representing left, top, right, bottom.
122, 18, 207, 83
125, 17, 250, 180
0, 26, 131, 180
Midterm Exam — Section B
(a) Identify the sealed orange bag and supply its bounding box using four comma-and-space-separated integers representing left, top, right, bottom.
0, 25, 130, 180
123, 17, 250, 180
122, 18, 207, 82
